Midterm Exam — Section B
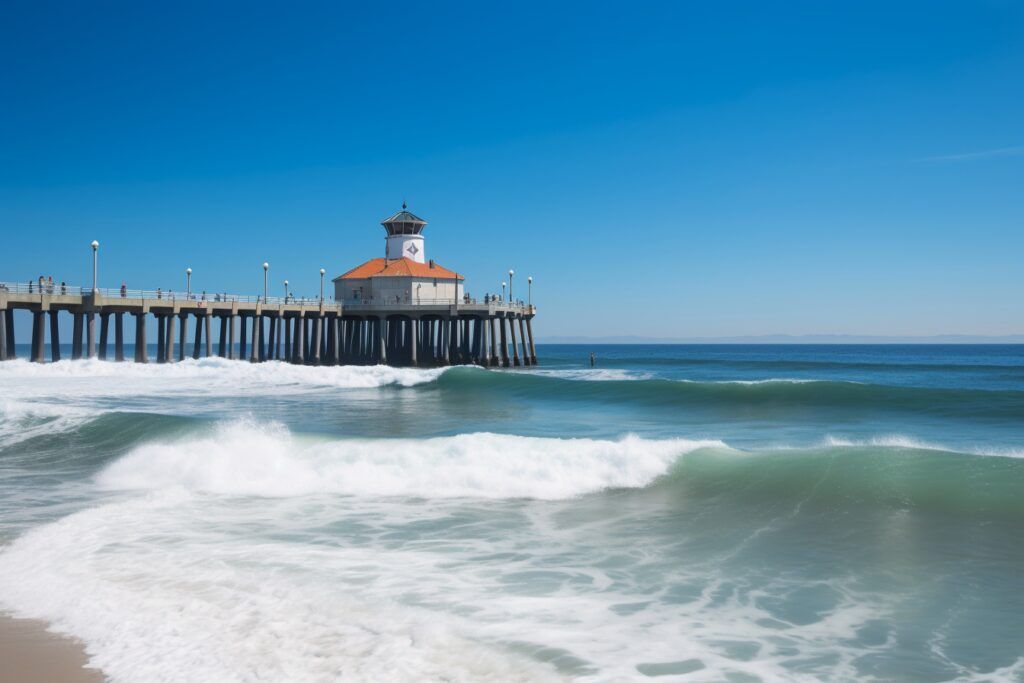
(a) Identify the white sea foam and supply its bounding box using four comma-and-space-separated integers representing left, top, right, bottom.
96, 421, 723, 499
0, 473, 894, 683
0, 398, 95, 448
0, 490, 562, 682
823, 434, 1024, 459
0, 356, 447, 391
518, 367, 651, 381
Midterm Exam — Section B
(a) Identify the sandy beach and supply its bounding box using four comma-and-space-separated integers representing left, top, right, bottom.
0, 616, 104, 683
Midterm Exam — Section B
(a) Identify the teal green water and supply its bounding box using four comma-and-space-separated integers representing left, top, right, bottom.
0, 345, 1022, 681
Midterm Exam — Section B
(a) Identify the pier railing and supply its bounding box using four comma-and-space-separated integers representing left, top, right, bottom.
0, 282, 533, 313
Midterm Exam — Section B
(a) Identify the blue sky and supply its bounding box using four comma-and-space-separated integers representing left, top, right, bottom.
1, 0, 1022, 339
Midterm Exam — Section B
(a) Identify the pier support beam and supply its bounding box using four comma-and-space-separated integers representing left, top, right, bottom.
292, 315, 304, 364
489, 318, 499, 366
31, 311, 45, 363
178, 313, 188, 361
499, 317, 510, 367
324, 317, 336, 365
409, 316, 418, 366
509, 316, 521, 367
49, 311, 61, 362
480, 318, 491, 367
86, 312, 95, 359
72, 312, 83, 360
249, 315, 260, 362
268, 316, 277, 361
3, 310, 15, 360
0, 309, 7, 361
205, 315, 212, 358
526, 318, 537, 365
311, 316, 322, 365
284, 318, 292, 361
99, 313, 110, 360
375, 317, 385, 365
156, 315, 166, 362
239, 315, 247, 361
134, 312, 148, 363
193, 313, 203, 360
114, 313, 125, 362
518, 318, 530, 366
217, 316, 227, 358
227, 315, 235, 359
165, 314, 176, 363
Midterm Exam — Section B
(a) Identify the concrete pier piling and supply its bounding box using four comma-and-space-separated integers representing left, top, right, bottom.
217, 316, 227, 358
192, 313, 203, 360
99, 313, 110, 360
49, 311, 61, 362
156, 315, 166, 362
3, 309, 15, 360
134, 312, 148, 363
114, 313, 125, 362
72, 312, 83, 360
178, 313, 188, 362
31, 311, 45, 363
86, 312, 96, 359
0, 310, 7, 361
165, 314, 176, 363
204, 315, 212, 358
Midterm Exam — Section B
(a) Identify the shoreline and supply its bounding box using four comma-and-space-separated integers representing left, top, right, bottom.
0, 615, 105, 683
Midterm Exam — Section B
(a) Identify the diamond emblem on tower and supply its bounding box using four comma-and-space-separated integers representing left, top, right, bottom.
407, 243, 419, 256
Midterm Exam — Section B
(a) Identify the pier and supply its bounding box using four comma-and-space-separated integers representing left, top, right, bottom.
0, 283, 537, 367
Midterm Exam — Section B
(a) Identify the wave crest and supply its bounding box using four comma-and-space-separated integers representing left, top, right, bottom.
95, 421, 724, 500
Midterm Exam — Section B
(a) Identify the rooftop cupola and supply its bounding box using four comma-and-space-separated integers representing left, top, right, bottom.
381, 202, 427, 263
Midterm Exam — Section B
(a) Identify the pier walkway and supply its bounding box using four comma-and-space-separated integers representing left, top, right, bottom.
0, 282, 537, 367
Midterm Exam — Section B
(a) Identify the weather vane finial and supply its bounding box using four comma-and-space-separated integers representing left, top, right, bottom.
402, 200, 407, 210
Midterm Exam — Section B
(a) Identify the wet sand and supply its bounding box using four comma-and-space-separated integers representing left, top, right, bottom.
0, 616, 105, 683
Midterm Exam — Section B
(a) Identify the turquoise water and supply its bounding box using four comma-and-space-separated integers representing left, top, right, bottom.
0, 344, 1022, 681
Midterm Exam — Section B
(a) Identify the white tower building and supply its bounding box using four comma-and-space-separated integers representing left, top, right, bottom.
382, 203, 427, 263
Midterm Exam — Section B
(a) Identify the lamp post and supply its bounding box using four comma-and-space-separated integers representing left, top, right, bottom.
508, 269, 514, 302
528, 276, 532, 306
501, 281, 506, 301
91, 240, 99, 294
262, 262, 269, 302
319, 268, 325, 302
186, 268, 192, 299
284, 280, 289, 302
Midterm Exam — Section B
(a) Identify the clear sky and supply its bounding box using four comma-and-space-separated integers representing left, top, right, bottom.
1, 1, 1022, 339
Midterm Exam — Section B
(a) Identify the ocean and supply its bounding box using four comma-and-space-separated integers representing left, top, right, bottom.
0, 344, 1022, 681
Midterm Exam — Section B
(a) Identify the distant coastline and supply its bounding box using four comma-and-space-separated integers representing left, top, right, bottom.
538, 334, 1024, 344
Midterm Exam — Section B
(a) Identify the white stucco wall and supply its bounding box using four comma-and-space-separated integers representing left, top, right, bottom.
335, 277, 463, 304
385, 235, 426, 263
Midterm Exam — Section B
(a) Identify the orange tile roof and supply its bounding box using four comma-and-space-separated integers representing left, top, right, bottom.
335, 257, 464, 281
